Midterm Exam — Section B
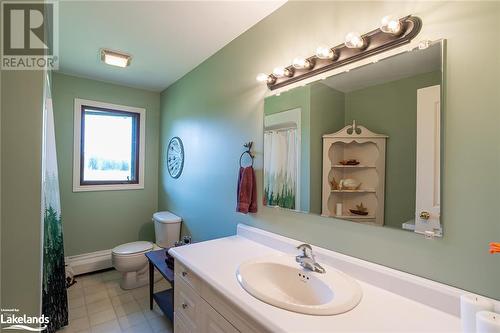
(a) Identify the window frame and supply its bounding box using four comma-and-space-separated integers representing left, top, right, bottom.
73, 98, 146, 192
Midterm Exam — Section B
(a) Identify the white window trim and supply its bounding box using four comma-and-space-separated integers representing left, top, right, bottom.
73, 98, 146, 192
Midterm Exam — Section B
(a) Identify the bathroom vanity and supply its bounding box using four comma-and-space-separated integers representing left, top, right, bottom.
169, 224, 471, 332
173, 258, 258, 332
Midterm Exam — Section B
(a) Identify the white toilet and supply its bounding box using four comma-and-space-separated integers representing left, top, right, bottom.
112, 211, 182, 290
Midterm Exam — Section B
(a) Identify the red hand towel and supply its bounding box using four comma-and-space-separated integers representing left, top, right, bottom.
237, 166, 257, 214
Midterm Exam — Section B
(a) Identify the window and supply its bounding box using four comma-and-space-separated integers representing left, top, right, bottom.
73, 99, 145, 191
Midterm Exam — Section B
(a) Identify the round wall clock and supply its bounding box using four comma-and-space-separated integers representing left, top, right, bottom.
167, 137, 184, 179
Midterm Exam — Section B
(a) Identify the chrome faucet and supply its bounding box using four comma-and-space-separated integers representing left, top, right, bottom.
295, 243, 326, 274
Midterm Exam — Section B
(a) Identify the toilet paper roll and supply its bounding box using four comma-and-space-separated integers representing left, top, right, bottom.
461, 294, 494, 333
476, 311, 500, 333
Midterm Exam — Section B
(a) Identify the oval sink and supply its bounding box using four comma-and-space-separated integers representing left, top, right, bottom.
236, 255, 362, 315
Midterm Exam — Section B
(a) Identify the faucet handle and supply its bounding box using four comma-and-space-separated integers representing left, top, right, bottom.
296, 243, 313, 256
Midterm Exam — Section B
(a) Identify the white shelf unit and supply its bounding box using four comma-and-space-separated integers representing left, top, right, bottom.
322, 121, 387, 226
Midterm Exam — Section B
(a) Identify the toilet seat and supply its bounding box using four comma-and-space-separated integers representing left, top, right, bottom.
112, 241, 153, 256
111, 241, 157, 290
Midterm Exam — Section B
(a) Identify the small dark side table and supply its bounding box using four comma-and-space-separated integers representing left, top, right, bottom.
145, 249, 175, 322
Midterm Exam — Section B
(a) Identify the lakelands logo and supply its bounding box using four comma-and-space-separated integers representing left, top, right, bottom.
1, 1, 59, 70
1, 308, 49, 331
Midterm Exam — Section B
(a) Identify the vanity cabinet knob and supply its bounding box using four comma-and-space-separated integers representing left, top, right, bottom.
182, 303, 188, 309
182, 271, 188, 277
419, 211, 430, 220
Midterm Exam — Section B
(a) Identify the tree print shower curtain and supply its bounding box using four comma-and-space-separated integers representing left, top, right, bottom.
42, 75, 68, 332
263, 128, 298, 210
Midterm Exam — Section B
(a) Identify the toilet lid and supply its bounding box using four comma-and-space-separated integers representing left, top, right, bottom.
153, 211, 181, 224
112, 241, 153, 255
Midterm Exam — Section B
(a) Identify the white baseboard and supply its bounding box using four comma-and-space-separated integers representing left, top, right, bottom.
66, 249, 113, 275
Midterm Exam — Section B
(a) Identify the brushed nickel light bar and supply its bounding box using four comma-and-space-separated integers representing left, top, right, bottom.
256, 15, 422, 91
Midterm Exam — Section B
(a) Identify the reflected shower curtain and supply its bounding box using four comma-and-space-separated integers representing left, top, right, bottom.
42, 75, 68, 332
263, 128, 298, 209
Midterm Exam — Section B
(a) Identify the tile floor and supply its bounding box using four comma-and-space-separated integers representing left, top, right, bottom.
58, 269, 173, 333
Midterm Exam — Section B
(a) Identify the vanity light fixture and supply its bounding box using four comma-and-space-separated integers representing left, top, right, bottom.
258, 15, 422, 90
315, 46, 337, 60
274, 66, 295, 78
380, 16, 403, 35
267, 75, 277, 85
292, 57, 315, 70
344, 32, 366, 49
284, 67, 295, 77
272, 66, 286, 78
100, 49, 132, 68
256, 73, 277, 85
256, 73, 269, 82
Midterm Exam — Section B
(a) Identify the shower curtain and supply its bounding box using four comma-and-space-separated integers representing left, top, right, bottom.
263, 128, 298, 210
42, 74, 68, 333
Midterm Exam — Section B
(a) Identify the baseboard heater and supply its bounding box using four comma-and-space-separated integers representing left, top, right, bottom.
65, 249, 112, 275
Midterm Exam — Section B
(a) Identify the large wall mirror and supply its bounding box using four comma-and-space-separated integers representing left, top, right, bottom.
263, 40, 444, 236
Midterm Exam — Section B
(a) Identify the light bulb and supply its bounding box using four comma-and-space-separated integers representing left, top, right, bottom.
315, 46, 335, 60
256, 73, 269, 82
380, 16, 402, 35
344, 32, 366, 49
292, 57, 306, 69
292, 57, 314, 70
273, 66, 286, 78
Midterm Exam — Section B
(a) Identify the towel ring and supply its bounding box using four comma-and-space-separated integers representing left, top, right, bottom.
239, 142, 254, 167
239, 151, 254, 167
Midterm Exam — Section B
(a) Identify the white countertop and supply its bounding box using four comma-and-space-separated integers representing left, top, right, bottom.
170, 232, 461, 332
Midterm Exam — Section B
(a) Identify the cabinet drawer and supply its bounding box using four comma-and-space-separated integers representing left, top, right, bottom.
174, 277, 200, 329
175, 260, 202, 293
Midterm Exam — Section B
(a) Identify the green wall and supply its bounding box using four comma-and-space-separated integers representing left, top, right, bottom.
159, 1, 500, 298
344, 71, 441, 228
52, 73, 160, 256
309, 83, 345, 214
1, 70, 44, 317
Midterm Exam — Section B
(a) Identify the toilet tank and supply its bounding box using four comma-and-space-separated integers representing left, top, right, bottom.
153, 211, 182, 248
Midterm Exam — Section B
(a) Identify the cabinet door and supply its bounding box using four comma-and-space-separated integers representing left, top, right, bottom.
415, 84, 442, 237
174, 313, 192, 333
174, 277, 200, 331
201, 301, 239, 333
